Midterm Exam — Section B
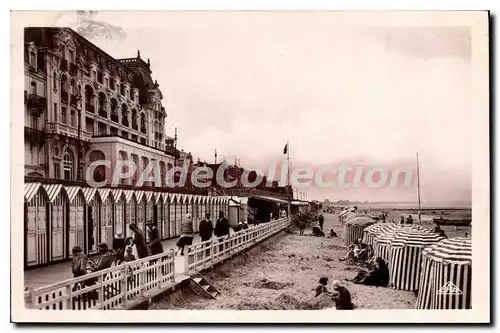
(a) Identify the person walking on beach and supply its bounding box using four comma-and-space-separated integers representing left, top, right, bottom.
318, 214, 325, 230
129, 224, 149, 259
400, 216, 405, 225
176, 213, 194, 256
215, 210, 230, 253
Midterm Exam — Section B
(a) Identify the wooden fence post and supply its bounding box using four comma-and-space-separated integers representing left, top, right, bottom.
140, 261, 146, 298
121, 263, 128, 307
170, 249, 175, 283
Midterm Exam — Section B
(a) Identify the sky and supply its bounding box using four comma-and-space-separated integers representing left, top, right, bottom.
54, 11, 472, 204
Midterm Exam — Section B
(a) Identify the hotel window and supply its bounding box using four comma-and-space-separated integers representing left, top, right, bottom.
61, 106, 67, 124
53, 72, 57, 90
53, 162, 60, 179
68, 49, 74, 62
30, 81, 36, 95
29, 51, 36, 67
105, 78, 109, 88
63, 148, 74, 180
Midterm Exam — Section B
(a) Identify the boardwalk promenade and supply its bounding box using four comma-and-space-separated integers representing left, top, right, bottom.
24, 218, 290, 310
24, 235, 203, 289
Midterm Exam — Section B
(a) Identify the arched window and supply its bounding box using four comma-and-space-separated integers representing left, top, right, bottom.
29, 51, 36, 67
63, 148, 74, 180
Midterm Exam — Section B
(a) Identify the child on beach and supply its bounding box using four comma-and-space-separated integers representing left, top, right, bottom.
314, 277, 329, 297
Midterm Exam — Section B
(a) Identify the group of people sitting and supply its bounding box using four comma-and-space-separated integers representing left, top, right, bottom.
71, 222, 164, 283
339, 238, 374, 263
313, 278, 354, 310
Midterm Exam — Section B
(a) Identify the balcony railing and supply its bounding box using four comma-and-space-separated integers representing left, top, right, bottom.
46, 122, 92, 141
85, 104, 95, 113
98, 109, 107, 118
24, 126, 46, 146
26, 94, 46, 116
61, 91, 68, 103
60, 59, 68, 71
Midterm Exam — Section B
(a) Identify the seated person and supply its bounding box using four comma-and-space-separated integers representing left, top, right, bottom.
124, 245, 136, 262
329, 280, 354, 310
233, 222, 243, 232
339, 239, 372, 261
328, 229, 338, 237
71, 245, 88, 278
350, 257, 389, 287
314, 277, 329, 297
312, 226, 325, 237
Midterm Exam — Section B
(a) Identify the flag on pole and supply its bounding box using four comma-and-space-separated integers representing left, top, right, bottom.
283, 143, 288, 154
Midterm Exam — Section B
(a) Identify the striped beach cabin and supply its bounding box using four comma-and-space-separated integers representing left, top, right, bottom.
362, 222, 400, 247
373, 225, 421, 263
24, 181, 230, 268
388, 228, 444, 291
342, 216, 376, 246
416, 237, 471, 309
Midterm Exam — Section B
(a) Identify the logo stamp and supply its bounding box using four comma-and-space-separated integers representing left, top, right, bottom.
437, 282, 463, 295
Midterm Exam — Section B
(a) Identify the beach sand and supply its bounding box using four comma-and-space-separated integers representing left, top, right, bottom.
151, 213, 417, 310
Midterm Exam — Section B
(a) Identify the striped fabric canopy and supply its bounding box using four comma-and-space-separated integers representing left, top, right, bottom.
63, 186, 82, 203
362, 222, 401, 246
81, 187, 97, 203
389, 228, 445, 291
24, 182, 42, 202
416, 237, 471, 309
345, 216, 375, 227
373, 225, 419, 262
342, 216, 376, 246
43, 184, 63, 203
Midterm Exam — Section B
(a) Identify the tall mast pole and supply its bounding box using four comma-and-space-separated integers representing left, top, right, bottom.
287, 140, 291, 219
416, 152, 422, 224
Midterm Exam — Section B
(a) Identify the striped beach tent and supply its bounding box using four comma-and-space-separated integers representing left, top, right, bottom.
363, 222, 401, 247
373, 225, 420, 262
342, 216, 376, 246
389, 228, 444, 291
416, 237, 471, 309
339, 211, 354, 224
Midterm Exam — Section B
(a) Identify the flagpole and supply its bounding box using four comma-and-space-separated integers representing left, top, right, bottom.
287, 140, 291, 219
416, 152, 422, 224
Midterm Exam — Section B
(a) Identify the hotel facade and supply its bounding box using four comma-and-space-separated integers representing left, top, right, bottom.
23, 27, 297, 269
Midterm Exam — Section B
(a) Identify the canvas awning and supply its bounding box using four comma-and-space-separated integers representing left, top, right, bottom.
250, 195, 288, 204
24, 182, 42, 202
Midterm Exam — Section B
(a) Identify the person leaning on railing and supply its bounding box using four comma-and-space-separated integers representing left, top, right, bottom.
176, 214, 194, 256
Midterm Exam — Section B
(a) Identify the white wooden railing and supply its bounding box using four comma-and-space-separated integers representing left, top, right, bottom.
24, 250, 176, 310
185, 217, 290, 274
24, 217, 290, 310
